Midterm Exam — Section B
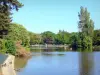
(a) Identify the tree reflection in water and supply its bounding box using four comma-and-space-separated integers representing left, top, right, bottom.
79, 52, 94, 75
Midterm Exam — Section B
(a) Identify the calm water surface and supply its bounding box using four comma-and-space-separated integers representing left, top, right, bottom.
15, 50, 100, 75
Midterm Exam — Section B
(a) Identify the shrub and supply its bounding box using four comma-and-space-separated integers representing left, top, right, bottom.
5, 40, 16, 55
93, 46, 100, 51
0, 39, 6, 53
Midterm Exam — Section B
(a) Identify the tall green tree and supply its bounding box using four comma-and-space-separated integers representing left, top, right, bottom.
78, 7, 94, 37
0, 0, 23, 38
78, 6, 94, 49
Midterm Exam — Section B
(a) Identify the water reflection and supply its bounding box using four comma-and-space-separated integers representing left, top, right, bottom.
15, 57, 29, 69
31, 47, 68, 52
79, 53, 94, 75
15, 49, 100, 75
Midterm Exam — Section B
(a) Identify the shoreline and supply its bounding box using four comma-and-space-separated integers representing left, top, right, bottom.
1, 55, 16, 75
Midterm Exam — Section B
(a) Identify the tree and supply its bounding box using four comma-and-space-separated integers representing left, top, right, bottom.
78, 7, 94, 37
6, 23, 30, 47
55, 30, 70, 44
0, 4, 11, 38
78, 6, 94, 49
0, 0, 23, 38
41, 31, 55, 44
70, 34, 78, 49
29, 32, 41, 45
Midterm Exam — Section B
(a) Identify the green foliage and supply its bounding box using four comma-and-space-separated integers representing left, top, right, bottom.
0, 39, 6, 53
70, 33, 79, 49
5, 40, 16, 55
93, 46, 100, 51
70, 32, 93, 51
71, 6, 95, 50
78, 7, 94, 37
70, 32, 84, 49
77, 37, 82, 48
0, 5, 10, 38
82, 35, 92, 49
55, 30, 70, 44
28, 30, 71, 45
0, 0, 23, 11
0, 0, 23, 38
41, 31, 55, 44
6, 23, 30, 47
29, 32, 41, 45
0, 0, 23, 54
93, 29, 100, 45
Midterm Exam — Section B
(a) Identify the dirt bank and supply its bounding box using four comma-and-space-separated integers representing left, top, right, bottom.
15, 41, 31, 58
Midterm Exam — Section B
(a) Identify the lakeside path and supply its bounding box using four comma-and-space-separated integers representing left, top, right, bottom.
1, 55, 16, 75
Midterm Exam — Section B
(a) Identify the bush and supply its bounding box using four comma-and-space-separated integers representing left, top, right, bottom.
0, 39, 6, 53
5, 40, 16, 55
93, 46, 100, 51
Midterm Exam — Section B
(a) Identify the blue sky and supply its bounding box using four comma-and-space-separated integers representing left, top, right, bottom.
12, 0, 100, 33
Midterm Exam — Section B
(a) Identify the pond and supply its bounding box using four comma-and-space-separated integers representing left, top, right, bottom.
15, 49, 100, 75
